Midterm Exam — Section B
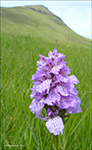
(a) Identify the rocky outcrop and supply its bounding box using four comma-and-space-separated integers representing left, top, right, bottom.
26, 6, 63, 22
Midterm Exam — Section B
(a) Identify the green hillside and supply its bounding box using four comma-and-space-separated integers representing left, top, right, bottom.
1, 5, 91, 46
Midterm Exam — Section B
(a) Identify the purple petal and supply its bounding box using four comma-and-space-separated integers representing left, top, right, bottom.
31, 70, 46, 81
52, 48, 57, 56
48, 51, 53, 58
66, 104, 82, 114
36, 110, 42, 119
56, 84, 69, 96
50, 64, 64, 74
47, 108, 59, 117
45, 116, 64, 135
36, 79, 52, 93
69, 75, 79, 84
29, 99, 37, 113
61, 65, 71, 76
55, 74, 69, 83
45, 89, 60, 105
29, 98, 44, 113
41, 117, 49, 121
39, 54, 47, 62
57, 96, 77, 109
57, 95, 81, 110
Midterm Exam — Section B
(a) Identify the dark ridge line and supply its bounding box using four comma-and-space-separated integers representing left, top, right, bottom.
25, 6, 64, 23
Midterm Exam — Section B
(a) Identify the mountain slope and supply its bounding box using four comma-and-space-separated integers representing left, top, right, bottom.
1, 5, 91, 45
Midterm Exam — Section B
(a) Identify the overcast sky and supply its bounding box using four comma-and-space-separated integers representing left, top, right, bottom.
1, 1, 92, 39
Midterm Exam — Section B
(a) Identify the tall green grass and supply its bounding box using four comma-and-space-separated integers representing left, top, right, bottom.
1, 31, 91, 150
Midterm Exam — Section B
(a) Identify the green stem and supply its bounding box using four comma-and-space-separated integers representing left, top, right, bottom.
53, 135, 58, 150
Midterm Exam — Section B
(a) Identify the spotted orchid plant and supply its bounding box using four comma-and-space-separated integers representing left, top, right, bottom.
29, 49, 82, 135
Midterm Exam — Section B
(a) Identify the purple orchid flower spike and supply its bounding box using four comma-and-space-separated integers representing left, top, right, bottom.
29, 48, 82, 135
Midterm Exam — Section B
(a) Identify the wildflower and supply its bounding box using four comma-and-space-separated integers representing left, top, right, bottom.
67, 45, 69, 47
29, 49, 82, 135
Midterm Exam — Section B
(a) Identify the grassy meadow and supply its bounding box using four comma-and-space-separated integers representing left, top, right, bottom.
1, 5, 92, 150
